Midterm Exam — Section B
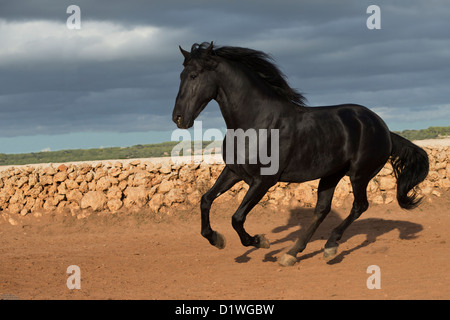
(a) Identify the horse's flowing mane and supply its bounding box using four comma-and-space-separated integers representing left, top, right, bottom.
188, 42, 307, 107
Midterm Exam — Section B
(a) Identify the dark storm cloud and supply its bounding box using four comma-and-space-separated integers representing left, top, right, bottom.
0, 0, 449, 142
0, 0, 358, 26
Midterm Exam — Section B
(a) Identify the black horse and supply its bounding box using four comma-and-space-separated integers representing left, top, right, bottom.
172, 42, 429, 266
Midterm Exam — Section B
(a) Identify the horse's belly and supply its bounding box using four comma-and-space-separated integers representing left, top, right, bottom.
279, 153, 350, 183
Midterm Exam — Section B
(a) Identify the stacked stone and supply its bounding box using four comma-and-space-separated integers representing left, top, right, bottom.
0, 145, 448, 220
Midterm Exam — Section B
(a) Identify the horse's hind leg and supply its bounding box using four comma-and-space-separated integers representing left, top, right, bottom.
323, 177, 370, 260
201, 166, 241, 249
279, 170, 345, 267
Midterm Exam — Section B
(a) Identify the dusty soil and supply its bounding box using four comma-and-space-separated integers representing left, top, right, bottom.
1, 191, 449, 300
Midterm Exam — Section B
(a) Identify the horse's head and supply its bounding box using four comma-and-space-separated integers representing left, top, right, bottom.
172, 42, 219, 129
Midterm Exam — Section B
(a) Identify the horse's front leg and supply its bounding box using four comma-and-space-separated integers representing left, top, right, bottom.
231, 178, 275, 248
201, 166, 241, 249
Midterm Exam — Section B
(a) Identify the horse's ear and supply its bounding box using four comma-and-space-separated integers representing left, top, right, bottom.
179, 45, 190, 60
205, 41, 214, 55
203, 41, 218, 70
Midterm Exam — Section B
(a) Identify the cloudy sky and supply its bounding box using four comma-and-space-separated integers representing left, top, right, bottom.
0, 0, 449, 154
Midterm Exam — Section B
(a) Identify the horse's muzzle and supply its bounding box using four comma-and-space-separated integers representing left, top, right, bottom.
175, 115, 182, 126
173, 114, 189, 129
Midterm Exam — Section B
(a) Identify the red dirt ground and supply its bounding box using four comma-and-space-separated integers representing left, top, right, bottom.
1, 191, 449, 300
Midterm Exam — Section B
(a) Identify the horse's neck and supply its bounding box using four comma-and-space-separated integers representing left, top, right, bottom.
214, 62, 272, 130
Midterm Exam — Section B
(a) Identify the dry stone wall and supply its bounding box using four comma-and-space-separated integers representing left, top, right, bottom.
0, 144, 449, 222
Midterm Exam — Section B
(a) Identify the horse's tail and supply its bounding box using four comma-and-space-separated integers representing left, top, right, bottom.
389, 132, 429, 210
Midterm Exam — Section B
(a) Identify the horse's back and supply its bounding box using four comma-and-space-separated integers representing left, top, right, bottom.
326, 104, 392, 176
280, 104, 391, 182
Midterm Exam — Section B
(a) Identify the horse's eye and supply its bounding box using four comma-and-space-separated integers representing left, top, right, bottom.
190, 74, 197, 80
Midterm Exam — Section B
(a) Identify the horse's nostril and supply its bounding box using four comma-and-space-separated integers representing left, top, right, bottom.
176, 115, 182, 125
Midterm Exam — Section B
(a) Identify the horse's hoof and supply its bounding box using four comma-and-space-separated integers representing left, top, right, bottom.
256, 234, 270, 249
278, 253, 297, 267
214, 232, 226, 250
323, 246, 338, 261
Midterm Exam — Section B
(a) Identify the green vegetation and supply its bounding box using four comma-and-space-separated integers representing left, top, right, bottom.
0, 140, 221, 166
393, 126, 450, 141
0, 126, 448, 166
